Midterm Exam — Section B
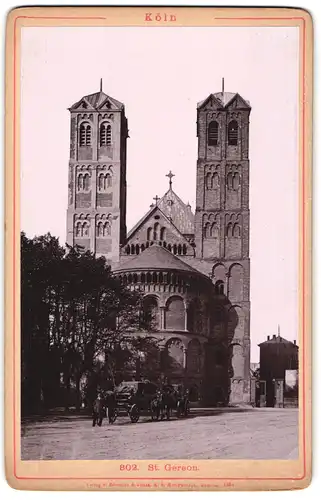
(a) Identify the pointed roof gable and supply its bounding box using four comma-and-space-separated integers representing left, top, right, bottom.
69, 91, 124, 111
114, 245, 201, 274
157, 188, 194, 235
197, 92, 250, 109
126, 204, 159, 240
126, 188, 194, 241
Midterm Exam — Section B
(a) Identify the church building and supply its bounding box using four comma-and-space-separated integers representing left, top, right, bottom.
66, 82, 251, 405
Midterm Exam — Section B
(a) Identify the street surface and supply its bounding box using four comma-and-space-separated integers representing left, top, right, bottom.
21, 408, 298, 460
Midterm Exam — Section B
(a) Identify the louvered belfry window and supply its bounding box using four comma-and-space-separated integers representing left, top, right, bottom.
208, 121, 219, 146
79, 122, 92, 146
228, 120, 238, 146
100, 122, 112, 146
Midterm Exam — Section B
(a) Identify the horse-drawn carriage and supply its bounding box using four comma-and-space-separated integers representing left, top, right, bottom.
94, 381, 190, 425
113, 380, 159, 423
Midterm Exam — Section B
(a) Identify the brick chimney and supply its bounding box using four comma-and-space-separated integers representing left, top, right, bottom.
267, 335, 270, 340
273, 334, 276, 339
293, 340, 296, 345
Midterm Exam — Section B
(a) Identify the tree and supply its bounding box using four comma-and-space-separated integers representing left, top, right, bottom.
21, 232, 162, 415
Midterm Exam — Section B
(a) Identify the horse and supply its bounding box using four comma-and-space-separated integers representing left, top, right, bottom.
150, 390, 172, 421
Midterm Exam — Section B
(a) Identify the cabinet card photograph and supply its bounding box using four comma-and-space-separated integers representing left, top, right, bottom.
5, 6, 312, 492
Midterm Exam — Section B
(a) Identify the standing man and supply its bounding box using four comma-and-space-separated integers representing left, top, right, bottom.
92, 393, 105, 427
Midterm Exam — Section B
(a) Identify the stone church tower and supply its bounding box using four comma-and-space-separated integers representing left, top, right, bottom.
194, 84, 251, 403
66, 82, 128, 264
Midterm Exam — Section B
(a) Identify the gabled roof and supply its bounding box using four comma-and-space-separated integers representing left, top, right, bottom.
197, 92, 250, 109
114, 244, 202, 274
126, 187, 194, 242
69, 91, 124, 111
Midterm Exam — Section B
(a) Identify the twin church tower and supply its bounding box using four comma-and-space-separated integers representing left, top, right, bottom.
66, 81, 251, 403
66, 82, 250, 269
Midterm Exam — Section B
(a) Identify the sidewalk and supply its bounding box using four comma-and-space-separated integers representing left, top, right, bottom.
189, 406, 298, 416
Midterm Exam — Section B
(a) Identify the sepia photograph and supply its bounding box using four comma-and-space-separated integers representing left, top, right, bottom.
5, 6, 312, 491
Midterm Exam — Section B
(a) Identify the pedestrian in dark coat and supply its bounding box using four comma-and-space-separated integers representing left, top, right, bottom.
92, 394, 105, 427
105, 390, 117, 424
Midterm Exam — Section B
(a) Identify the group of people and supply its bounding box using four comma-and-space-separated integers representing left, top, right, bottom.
92, 390, 117, 427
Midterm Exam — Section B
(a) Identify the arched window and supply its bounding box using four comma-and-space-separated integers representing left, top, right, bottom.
153, 223, 159, 241
131, 244, 135, 254
75, 221, 82, 237
233, 223, 241, 237
147, 227, 152, 241
83, 222, 89, 237
100, 122, 112, 146
233, 172, 240, 190
183, 244, 187, 255
77, 174, 83, 191
213, 172, 219, 188
106, 173, 112, 188
106, 125, 112, 145
215, 280, 224, 295
165, 296, 185, 330
228, 120, 238, 146
160, 227, 166, 240
80, 122, 92, 146
226, 223, 233, 238
104, 222, 111, 237
204, 222, 211, 238
98, 173, 104, 191
208, 121, 219, 146
211, 223, 219, 238
227, 173, 233, 189
173, 244, 177, 255
83, 173, 90, 190
178, 244, 182, 255
206, 173, 211, 190
97, 222, 103, 237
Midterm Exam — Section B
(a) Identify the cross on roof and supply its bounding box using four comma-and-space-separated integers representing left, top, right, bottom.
166, 170, 175, 189
153, 195, 160, 206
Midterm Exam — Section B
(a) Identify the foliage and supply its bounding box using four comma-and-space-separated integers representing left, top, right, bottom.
21, 232, 160, 415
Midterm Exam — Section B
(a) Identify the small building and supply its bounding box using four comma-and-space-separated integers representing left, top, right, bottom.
258, 331, 298, 407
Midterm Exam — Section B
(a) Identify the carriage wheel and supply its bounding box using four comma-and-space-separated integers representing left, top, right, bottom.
109, 408, 118, 424
129, 404, 140, 423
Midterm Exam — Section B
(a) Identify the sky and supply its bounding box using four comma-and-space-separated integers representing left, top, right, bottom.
20, 26, 299, 362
